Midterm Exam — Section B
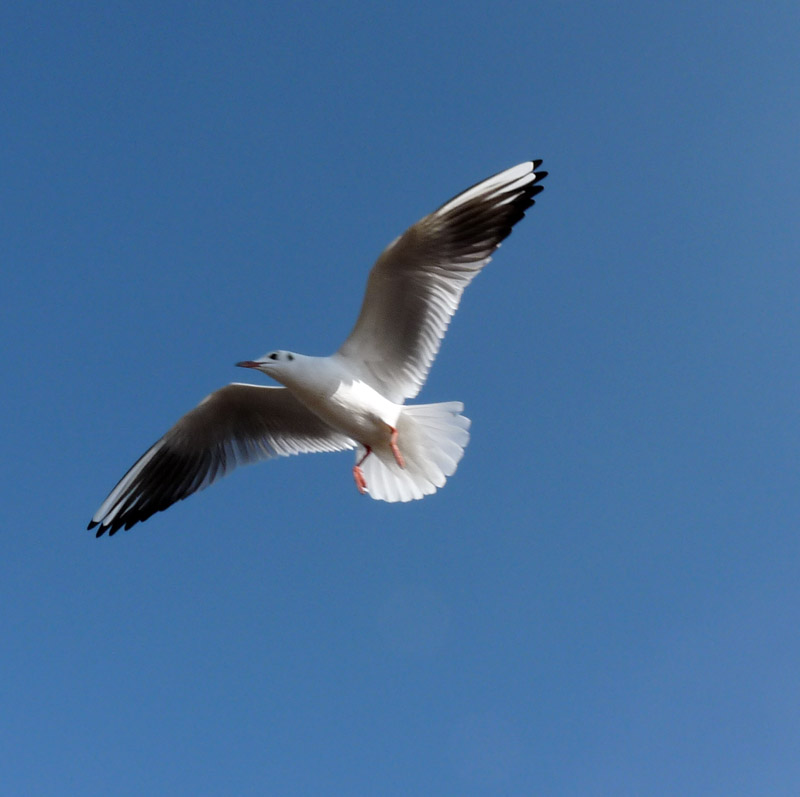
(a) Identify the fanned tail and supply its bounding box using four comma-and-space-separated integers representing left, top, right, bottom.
357, 402, 471, 502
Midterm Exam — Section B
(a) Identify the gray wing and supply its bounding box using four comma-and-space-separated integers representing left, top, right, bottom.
88, 383, 355, 536
335, 160, 547, 402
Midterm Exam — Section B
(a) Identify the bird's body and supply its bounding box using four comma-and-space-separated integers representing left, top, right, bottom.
267, 354, 401, 445
89, 160, 547, 535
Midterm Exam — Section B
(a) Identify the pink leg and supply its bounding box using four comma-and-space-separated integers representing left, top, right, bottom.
353, 446, 371, 494
389, 426, 405, 468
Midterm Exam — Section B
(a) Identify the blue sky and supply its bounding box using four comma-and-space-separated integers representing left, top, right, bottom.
3, 1, 800, 794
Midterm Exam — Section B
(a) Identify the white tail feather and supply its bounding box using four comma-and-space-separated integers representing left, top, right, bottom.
358, 402, 471, 502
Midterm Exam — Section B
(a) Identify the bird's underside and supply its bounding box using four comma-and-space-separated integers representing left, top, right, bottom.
89, 160, 547, 535
352, 424, 405, 495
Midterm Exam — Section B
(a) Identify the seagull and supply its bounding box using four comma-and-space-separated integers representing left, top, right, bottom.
89, 160, 547, 536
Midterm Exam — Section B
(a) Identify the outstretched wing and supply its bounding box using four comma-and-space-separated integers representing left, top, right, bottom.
88, 383, 354, 536
335, 160, 547, 402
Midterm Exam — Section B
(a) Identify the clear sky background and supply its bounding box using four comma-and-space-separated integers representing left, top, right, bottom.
3, 2, 800, 794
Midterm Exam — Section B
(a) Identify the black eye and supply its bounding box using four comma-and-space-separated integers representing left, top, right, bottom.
269, 353, 278, 360
287, 353, 294, 361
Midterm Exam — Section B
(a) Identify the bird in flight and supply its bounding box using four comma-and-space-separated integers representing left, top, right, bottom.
89, 160, 547, 536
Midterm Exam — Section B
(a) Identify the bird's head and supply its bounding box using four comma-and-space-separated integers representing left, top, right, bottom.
236, 350, 300, 378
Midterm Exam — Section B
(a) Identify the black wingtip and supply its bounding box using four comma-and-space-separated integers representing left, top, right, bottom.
87, 519, 98, 531
532, 159, 543, 170
532, 170, 548, 183
95, 527, 107, 538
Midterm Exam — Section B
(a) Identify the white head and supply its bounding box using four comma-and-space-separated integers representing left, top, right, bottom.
236, 350, 300, 378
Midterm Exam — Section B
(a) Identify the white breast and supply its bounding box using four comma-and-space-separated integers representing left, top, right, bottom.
322, 378, 402, 444
277, 355, 402, 446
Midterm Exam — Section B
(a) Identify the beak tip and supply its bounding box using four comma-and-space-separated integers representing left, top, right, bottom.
236, 360, 259, 369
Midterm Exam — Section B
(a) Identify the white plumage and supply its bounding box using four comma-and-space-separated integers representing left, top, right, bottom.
89, 160, 547, 535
